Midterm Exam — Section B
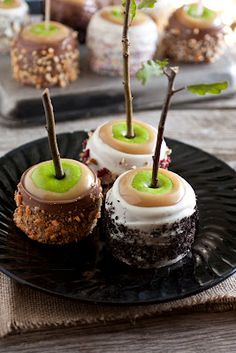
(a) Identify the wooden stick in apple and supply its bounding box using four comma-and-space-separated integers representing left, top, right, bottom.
45, 0, 51, 31
196, 0, 203, 17
122, 0, 134, 138
42, 88, 65, 180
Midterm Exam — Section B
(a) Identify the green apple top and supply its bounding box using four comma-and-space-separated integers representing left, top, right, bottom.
0, 0, 21, 9
20, 21, 70, 44
101, 6, 148, 26
119, 167, 184, 207
23, 159, 96, 201
99, 119, 157, 155
177, 3, 220, 30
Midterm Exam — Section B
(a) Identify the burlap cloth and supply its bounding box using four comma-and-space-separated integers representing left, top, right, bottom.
1, 271, 236, 337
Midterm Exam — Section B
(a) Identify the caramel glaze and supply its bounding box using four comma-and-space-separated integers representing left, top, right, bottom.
0, 0, 21, 9
167, 6, 225, 40
119, 168, 184, 207
99, 119, 156, 155
17, 167, 102, 215
15, 21, 75, 48
101, 8, 148, 26
24, 161, 95, 201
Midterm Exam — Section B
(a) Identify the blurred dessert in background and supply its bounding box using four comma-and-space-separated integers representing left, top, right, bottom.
11, 21, 79, 88
0, 0, 29, 53
50, 0, 98, 43
161, 2, 227, 63
87, 6, 158, 76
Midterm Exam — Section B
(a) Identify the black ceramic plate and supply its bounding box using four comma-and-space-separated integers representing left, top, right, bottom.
0, 131, 236, 305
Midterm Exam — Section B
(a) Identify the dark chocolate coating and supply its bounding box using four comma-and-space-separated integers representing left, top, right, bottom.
50, 0, 98, 43
19, 168, 102, 215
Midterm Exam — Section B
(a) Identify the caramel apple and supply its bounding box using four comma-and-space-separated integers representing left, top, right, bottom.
50, 0, 98, 43
162, 3, 227, 63
105, 167, 197, 268
11, 21, 79, 88
87, 6, 158, 76
0, 0, 29, 53
13, 90, 102, 244
81, 119, 171, 188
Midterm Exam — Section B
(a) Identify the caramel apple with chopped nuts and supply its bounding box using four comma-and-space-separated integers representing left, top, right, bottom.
14, 90, 102, 245
11, 21, 79, 88
162, 3, 227, 63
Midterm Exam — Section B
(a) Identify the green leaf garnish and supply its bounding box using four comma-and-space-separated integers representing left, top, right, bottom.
187, 82, 228, 95
138, 0, 158, 10
130, 0, 137, 21
122, 0, 137, 21
136, 59, 168, 85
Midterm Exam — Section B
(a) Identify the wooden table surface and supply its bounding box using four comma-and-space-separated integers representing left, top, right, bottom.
1, 105, 236, 352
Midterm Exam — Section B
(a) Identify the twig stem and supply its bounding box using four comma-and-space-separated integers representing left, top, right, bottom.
122, 0, 134, 138
45, 0, 51, 31
151, 67, 177, 188
196, 0, 203, 17
42, 89, 65, 180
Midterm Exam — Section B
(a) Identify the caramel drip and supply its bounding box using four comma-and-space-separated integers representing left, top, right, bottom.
0, 0, 21, 9
23, 160, 96, 201
100, 8, 148, 26
119, 168, 184, 207
20, 21, 70, 45
99, 119, 156, 155
176, 5, 221, 30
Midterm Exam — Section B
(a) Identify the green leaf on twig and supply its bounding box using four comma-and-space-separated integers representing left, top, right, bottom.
130, 0, 137, 20
122, 0, 137, 21
138, 0, 158, 9
187, 82, 228, 95
136, 59, 168, 85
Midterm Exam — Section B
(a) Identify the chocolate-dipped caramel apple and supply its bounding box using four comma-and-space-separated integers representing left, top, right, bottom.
105, 61, 228, 268
14, 90, 102, 244
0, 0, 29, 53
11, 21, 79, 88
50, 0, 98, 43
87, 6, 158, 76
162, 2, 227, 63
